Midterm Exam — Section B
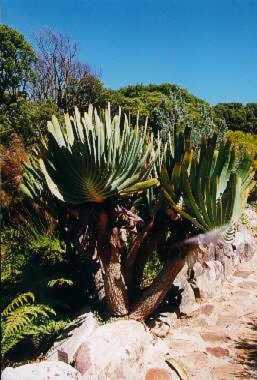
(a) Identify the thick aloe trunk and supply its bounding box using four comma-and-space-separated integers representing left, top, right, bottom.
97, 212, 129, 317
129, 255, 186, 320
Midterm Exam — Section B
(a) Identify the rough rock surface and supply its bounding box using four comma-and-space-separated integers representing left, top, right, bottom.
46, 309, 98, 363
1, 361, 82, 380
74, 319, 180, 380
74, 320, 151, 379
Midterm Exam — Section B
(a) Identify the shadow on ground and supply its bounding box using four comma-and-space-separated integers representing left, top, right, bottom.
234, 318, 257, 379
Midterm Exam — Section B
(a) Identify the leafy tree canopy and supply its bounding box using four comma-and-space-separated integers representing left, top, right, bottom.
0, 97, 61, 145
214, 103, 257, 134
103, 83, 208, 127
0, 25, 36, 99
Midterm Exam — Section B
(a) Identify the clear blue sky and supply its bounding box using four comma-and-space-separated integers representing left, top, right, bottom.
1, 0, 257, 104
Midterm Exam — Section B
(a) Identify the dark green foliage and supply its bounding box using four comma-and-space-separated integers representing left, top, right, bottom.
119, 86, 227, 149
227, 130, 257, 200
190, 104, 228, 147
104, 83, 207, 128
65, 76, 105, 114
142, 252, 163, 287
214, 103, 257, 134
0, 25, 36, 99
151, 92, 189, 143
1, 225, 97, 313
0, 96, 61, 145
1, 291, 68, 358
1, 224, 99, 362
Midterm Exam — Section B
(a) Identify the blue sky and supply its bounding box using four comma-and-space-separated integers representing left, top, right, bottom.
1, 0, 257, 104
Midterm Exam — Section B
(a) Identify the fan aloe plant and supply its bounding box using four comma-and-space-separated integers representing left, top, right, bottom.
162, 130, 255, 232
22, 104, 254, 322
24, 104, 158, 203
22, 104, 159, 317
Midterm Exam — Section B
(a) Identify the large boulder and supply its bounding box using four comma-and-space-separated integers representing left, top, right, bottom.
46, 309, 98, 364
73, 320, 180, 380
74, 320, 152, 379
1, 361, 81, 380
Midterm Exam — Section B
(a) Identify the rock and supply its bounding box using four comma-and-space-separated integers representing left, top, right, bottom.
74, 320, 153, 379
159, 312, 178, 327
1, 361, 81, 380
73, 342, 92, 375
148, 313, 177, 338
166, 351, 213, 380
145, 368, 171, 380
214, 363, 245, 379
217, 314, 237, 327
194, 261, 224, 299
178, 281, 198, 315
190, 317, 209, 329
199, 304, 214, 316
218, 255, 234, 277
200, 331, 230, 343
148, 319, 170, 338
206, 347, 230, 358
237, 280, 257, 289
173, 267, 198, 315
47, 309, 98, 364
204, 242, 216, 261
143, 340, 181, 380
234, 232, 256, 261
233, 270, 254, 278
162, 231, 256, 320
73, 320, 182, 380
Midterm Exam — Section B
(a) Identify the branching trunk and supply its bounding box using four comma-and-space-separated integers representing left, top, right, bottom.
130, 226, 167, 297
97, 212, 129, 317
124, 218, 155, 292
129, 255, 186, 320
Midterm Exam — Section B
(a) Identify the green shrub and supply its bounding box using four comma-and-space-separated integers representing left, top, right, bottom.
227, 130, 257, 166
1, 292, 67, 358
214, 103, 257, 134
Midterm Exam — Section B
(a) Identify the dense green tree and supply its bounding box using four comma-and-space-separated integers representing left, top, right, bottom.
0, 25, 36, 99
0, 97, 60, 145
214, 103, 257, 134
104, 83, 210, 129
65, 75, 105, 113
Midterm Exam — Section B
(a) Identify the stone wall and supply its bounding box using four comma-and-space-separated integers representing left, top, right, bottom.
172, 228, 256, 315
